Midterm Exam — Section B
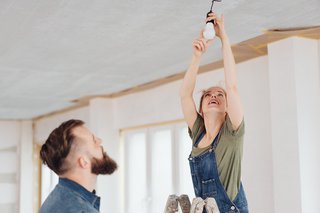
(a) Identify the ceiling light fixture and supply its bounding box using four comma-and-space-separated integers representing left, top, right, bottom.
203, 0, 222, 40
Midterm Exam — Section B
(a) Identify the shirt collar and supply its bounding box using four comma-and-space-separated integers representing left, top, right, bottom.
59, 178, 100, 211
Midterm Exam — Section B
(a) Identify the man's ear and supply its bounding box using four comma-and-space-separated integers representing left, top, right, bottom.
78, 156, 90, 169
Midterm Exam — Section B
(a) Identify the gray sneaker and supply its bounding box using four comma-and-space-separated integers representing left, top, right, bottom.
204, 197, 220, 213
190, 197, 205, 213
177, 194, 191, 213
164, 195, 179, 213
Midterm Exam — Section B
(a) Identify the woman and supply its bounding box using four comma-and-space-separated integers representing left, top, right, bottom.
180, 13, 249, 213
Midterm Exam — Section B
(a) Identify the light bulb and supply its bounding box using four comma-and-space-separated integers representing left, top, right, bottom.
203, 22, 215, 40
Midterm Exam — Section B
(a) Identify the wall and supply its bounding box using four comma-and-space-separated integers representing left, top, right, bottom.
2, 37, 319, 213
114, 56, 274, 213
34, 107, 90, 144
0, 121, 33, 213
268, 37, 320, 213
0, 121, 20, 213
31, 55, 274, 213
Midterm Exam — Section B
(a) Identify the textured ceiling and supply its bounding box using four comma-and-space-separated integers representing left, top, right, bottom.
0, 0, 319, 119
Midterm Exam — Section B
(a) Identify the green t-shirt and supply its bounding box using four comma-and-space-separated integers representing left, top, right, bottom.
188, 113, 245, 201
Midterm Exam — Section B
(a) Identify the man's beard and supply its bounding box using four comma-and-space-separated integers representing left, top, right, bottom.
91, 147, 118, 175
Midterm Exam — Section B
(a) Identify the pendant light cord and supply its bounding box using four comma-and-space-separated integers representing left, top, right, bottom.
210, 0, 215, 12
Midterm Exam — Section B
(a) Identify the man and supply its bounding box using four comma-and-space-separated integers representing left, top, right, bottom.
39, 119, 118, 213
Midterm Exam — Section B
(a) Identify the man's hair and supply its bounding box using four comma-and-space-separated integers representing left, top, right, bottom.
40, 119, 84, 175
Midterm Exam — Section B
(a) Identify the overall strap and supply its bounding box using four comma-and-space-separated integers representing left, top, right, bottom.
211, 128, 222, 150
194, 132, 205, 146
194, 129, 222, 150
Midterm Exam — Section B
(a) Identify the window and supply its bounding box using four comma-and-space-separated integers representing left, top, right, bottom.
122, 122, 194, 213
0, 146, 17, 213
150, 128, 173, 212
41, 164, 58, 204
124, 131, 148, 213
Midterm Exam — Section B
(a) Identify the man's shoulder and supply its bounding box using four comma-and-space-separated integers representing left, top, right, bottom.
39, 185, 93, 213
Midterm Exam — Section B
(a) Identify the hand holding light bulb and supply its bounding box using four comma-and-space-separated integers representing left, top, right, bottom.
203, 0, 221, 40
203, 12, 227, 41
203, 22, 215, 40
203, 11, 216, 40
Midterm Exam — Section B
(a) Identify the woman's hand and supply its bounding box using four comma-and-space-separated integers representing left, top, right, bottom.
206, 13, 227, 41
192, 30, 213, 58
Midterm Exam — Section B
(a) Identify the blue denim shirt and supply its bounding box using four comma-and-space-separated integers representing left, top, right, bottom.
39, 178, 100, 213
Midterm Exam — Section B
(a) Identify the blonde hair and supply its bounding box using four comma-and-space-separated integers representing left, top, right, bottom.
198, 86, 227, 115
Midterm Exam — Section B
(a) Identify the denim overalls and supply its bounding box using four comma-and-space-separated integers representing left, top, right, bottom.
188, 132, 249, 213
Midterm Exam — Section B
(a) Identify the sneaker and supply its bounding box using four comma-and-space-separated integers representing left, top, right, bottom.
177, 194, 191, 213
190, 197, 205, 213
204, 197, 220, 213
164, 194, 179, 213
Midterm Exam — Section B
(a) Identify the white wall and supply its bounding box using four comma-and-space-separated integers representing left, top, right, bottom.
0, 121, 33, 213
293, 38, 320, 213
18, 121, 33, 213
268, 37, 320, 213
30, 55, 274, 213
114, 56, 274, 213
35, 107, 90, 144
3, 37, 317, 213
89, 99, 120, 213
0, 121, 20, 213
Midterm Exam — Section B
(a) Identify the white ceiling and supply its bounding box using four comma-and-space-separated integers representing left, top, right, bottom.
0, 0, 319, 119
